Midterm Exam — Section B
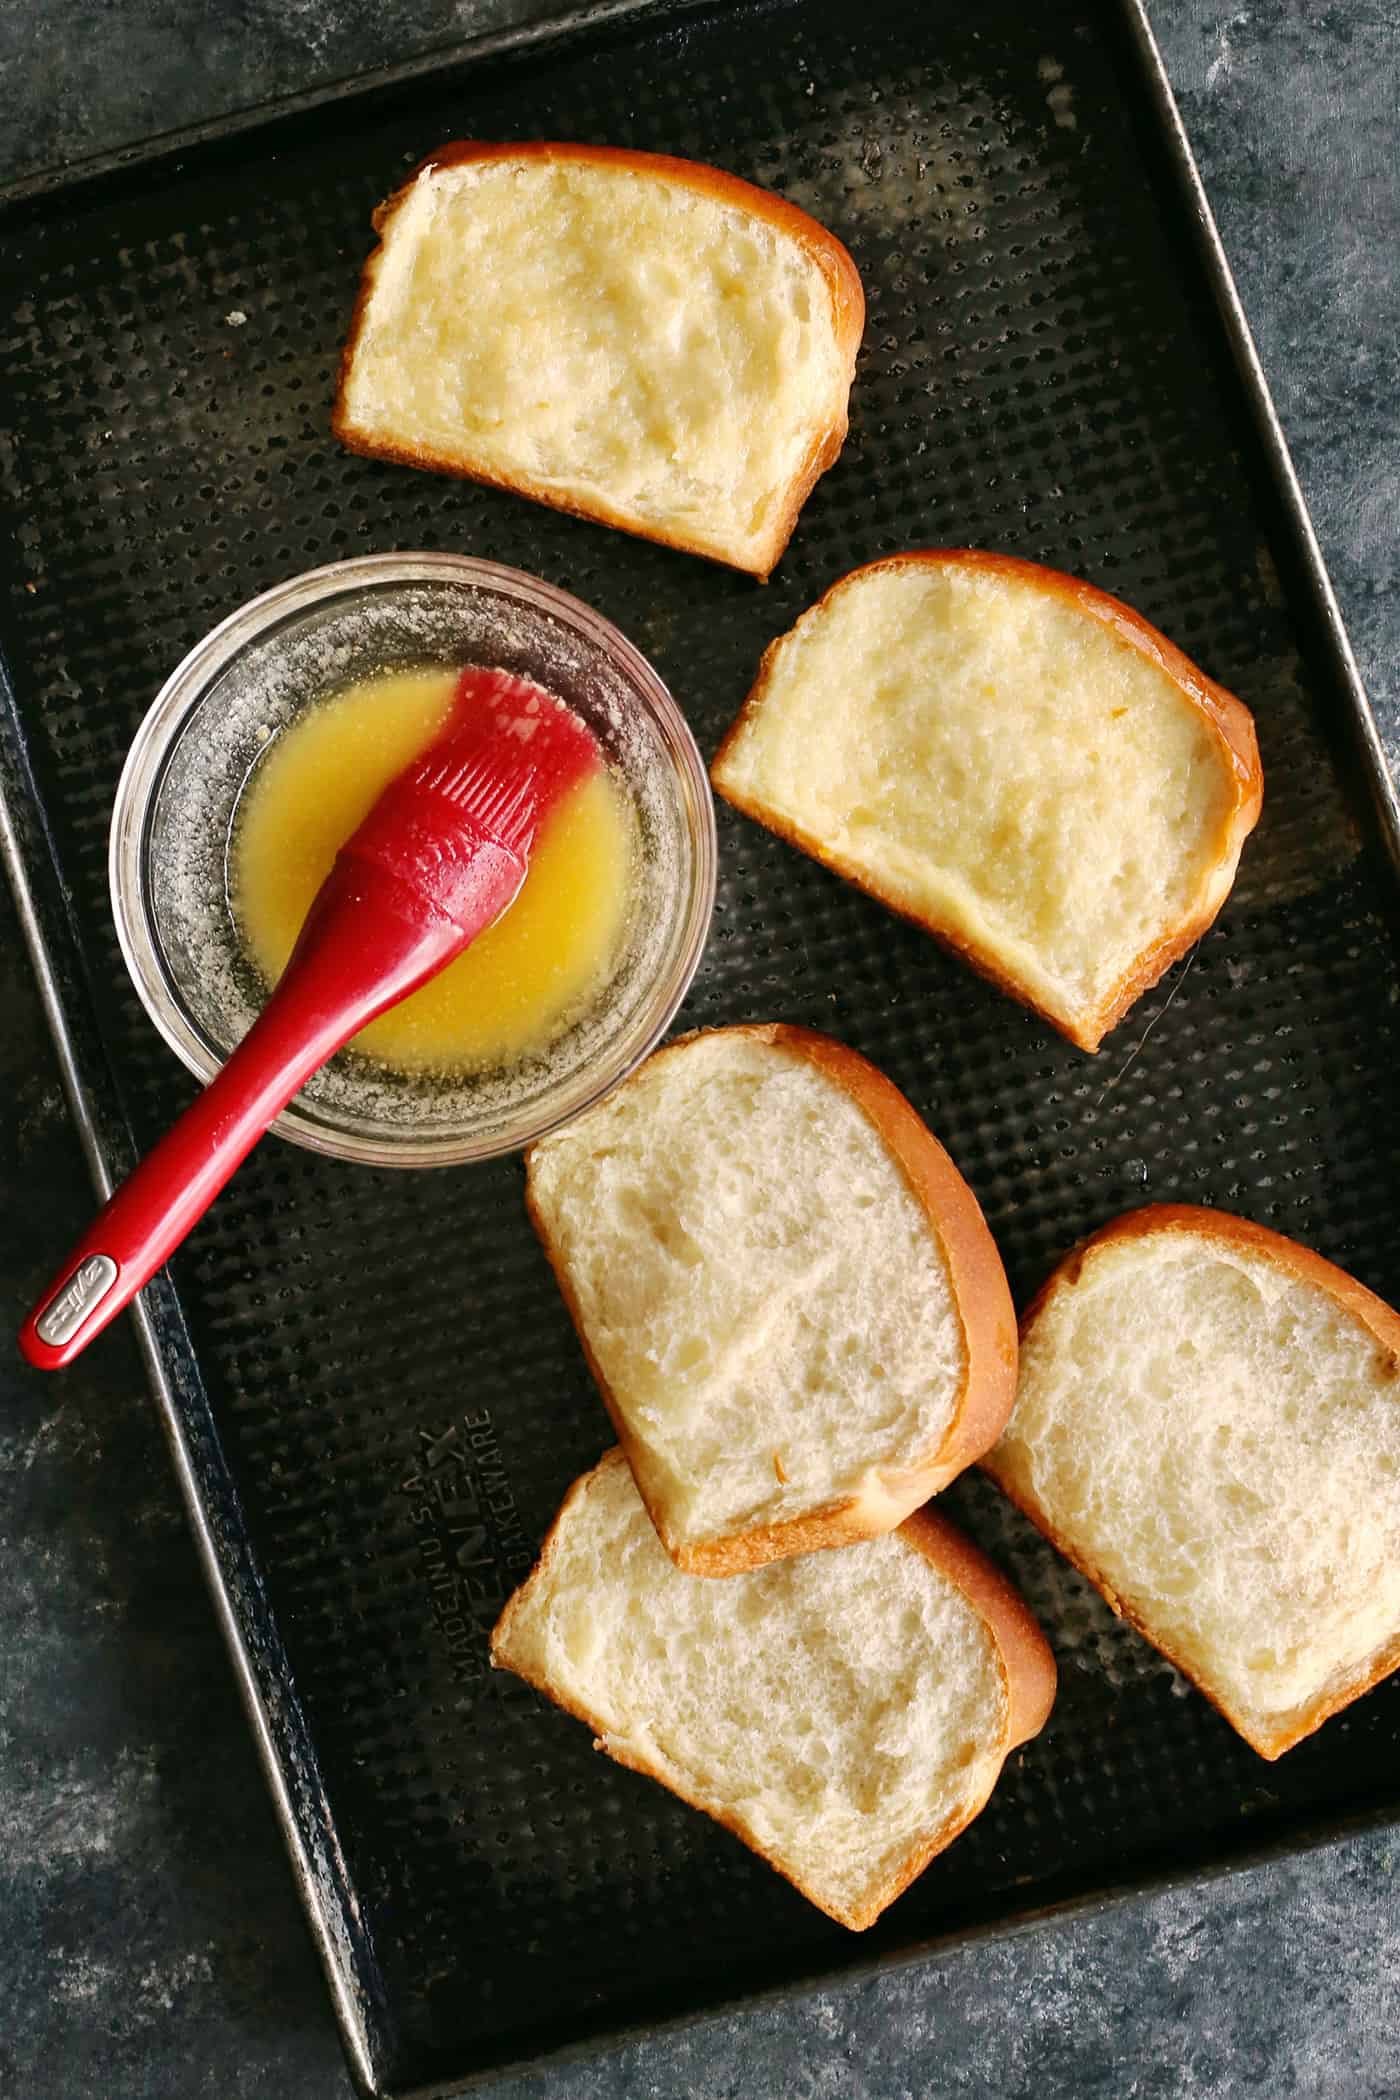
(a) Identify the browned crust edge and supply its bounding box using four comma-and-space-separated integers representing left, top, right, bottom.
771, 1024, 1019, 1493
524, 1022, 1017, 1576
711, 549, 1265, 1044
330, 140, 867, 580
900, 1502, 1058, 1752
981, 1203, 1400, 1758
490, 1449, 1056, 1929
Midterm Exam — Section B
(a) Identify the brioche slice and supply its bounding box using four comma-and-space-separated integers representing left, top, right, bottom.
526, 1024, 1016, 1575
712, 551, 1263, 1050
984, 1205, 1400, 1758
492, 1449, 1055, 1929
333, 142, 865, 578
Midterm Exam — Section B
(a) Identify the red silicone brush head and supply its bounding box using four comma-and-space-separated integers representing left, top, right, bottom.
428, 666, 603, 851
338, 666, 603, 935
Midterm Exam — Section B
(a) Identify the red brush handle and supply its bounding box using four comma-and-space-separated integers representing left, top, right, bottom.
19, 854, 517, 1371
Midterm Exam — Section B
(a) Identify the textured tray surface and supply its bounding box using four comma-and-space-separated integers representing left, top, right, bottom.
3, 0, 1400, 2086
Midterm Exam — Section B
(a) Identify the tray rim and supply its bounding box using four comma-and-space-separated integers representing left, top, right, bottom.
3, 0, 1399, 2093
0, 685, 388, 2092
0, 0, 713, 214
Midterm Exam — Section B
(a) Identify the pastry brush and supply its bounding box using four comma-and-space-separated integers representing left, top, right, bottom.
19, 666, 600, 1370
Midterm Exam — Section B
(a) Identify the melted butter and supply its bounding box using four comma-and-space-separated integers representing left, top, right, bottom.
231, 665, 635, 1073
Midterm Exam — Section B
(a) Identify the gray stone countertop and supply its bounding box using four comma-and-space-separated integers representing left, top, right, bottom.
1, 3, 1398, 2096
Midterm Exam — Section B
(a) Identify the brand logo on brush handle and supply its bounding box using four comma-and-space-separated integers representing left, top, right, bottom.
36, 1254, 118, 1346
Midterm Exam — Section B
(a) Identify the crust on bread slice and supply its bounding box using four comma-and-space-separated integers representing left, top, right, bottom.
332, 142, 865, 578
491, 1448, 1056, 1929
984, 1204, 1400, 1758
525, 1023, 1017, 1575
712, 550, 1263, 1048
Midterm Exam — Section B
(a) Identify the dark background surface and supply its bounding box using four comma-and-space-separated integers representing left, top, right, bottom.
2, 3, 1398, 2096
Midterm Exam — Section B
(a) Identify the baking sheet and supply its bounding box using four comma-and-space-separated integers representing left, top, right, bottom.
3, 0, 1399, 2092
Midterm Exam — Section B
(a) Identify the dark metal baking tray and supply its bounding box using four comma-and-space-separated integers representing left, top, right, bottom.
3, 0, 1399, 2092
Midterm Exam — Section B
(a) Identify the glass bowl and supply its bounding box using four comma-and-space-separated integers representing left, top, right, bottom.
110, 553, 716, 1166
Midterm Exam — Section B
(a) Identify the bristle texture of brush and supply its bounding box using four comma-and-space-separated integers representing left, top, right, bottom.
350, 665, 602, 864
417, 748, 542, 856
436, 666, 601, 850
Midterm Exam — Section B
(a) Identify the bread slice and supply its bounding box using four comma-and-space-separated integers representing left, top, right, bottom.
525, 1023, 1016, 1575
712, 551, 1263, 1051
333, 142, 864, 578
984, 1205, 1400, 1758
491, 1449, 1055, 1929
